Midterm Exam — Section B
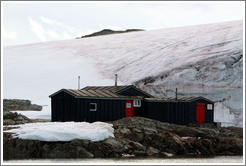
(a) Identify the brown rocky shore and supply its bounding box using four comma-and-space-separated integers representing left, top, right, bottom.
3, 117, 243, 160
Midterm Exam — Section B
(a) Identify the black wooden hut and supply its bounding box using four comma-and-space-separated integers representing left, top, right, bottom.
50, 85, 214, 125
145, 97, 214, 125
49, 85, 152, 122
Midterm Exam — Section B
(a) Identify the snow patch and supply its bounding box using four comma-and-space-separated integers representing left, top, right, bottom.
7, 122, 114, 142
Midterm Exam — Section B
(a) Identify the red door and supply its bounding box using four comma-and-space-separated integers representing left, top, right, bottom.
196, 103, 205, 123
125, 100, 134, 117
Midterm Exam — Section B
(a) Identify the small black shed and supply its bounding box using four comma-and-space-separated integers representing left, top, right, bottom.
49, 85, 152, 122
145, 97, 214, 125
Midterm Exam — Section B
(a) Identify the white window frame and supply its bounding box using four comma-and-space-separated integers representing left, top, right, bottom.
89, 103, 97, 111
134, 99, 141, 107
207, 104, 213, 110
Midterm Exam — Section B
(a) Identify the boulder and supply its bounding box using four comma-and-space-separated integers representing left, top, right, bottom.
103, 137, 125, 153
46, 142, 94, 158
146, 146, 160, 157
215, 137, 243, 155
129, 141, 146, 152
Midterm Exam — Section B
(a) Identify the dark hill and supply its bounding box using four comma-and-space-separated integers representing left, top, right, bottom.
81, 29, 144, 38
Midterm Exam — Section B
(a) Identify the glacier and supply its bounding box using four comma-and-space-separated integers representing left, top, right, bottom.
3, 20, 243, 127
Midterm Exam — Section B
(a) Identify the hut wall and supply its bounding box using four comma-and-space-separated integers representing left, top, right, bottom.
147, 102, 163, 122
190, 99, 214, 123
167, 102, 190, 125
205, 104, 214, 123
189, 102, 196, 123
51, 91, 77, 122
176, 102, 190, 125
146, 99, 214, 125
76, 98, 125, 122
134, 100, 148, 118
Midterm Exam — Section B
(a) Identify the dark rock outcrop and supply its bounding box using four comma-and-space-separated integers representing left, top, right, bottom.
3, 110, 32, 126
3, 99, 42, 111
81, 29, 144, 38
3, 117, 243, 160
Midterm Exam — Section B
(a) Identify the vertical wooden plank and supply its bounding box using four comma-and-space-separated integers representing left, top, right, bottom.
112, 100, 116, 120
109, 100, 112, 120
121, 100, 125, 118
181, 103, 183, 124
104, 100, 108, 121
116, 101, 119, 119
84, 99, 87, 122
98, 100, 101, 121
185, 103, 188, 124
79, 99, 82, 122
164, 103, 167, 122
87, 99, 90, 122
76, 99, 80, 121
51, 98, 54, 121
166, 102, 169, 123
168, 103, 171, 123
119, 100, 123, 118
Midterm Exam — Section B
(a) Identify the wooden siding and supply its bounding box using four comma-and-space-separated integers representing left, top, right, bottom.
147, 102, 189, 125
51, 91, 126, 123
133, 100, 148, 118
147, 99, 214, 125
51, 91, 77, 122
76, 98, 125, 123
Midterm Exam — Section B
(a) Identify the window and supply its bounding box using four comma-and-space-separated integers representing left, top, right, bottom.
89, 103, 97, 111
126, 103, 132, 108
207, 104, 213, 110
134, 99, 141, 107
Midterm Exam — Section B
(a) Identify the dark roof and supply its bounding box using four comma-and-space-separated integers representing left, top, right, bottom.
49, 85, 152, 99
49, 86, 213, 103
82, 85, 129, 92
145, 96, 214, 103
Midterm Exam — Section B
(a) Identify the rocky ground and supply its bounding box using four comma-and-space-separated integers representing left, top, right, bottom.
3, 117, 243, 160
3, 110, 33, 126
3, 99, 43, 126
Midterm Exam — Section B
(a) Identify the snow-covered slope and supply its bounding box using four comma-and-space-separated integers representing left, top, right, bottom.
3, 20, 243, 126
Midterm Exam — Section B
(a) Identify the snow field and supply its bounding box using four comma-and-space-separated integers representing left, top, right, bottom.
8, 122, 114, 142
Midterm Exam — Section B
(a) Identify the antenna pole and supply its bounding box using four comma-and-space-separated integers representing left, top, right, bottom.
78, 76, 80, 90
115, 74, 118, 87
175, 88, 178, 100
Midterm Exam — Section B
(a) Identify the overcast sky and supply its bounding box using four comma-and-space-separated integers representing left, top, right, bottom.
1, 1, 245, 46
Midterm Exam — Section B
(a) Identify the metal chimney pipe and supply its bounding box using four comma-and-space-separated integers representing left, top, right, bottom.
115, 74, 118, 88
175, 88, 178, 100
78, 76, 80, 90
